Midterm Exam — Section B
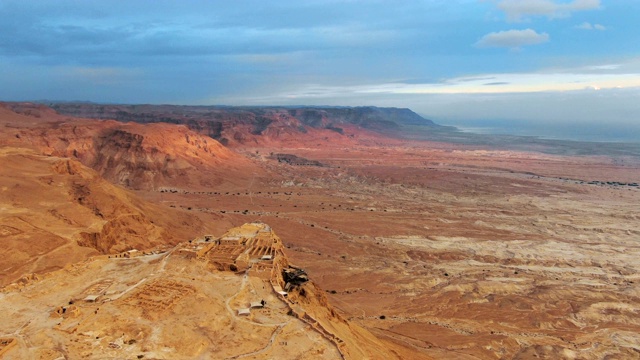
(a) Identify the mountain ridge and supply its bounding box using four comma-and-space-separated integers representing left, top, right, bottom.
45, 103, 445, 146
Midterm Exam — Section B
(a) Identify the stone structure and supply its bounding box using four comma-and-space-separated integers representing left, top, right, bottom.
197, 222, 286, 276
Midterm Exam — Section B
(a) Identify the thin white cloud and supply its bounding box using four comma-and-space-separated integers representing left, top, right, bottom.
475, 29, 549, 49
355, 73, 640, 95
586, 64, 620, 71
576, 22, 606, 30
258, 60, 640, 101
498, 0, 601, 22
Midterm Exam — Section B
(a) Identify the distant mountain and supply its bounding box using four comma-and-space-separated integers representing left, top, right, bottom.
48, 103, 445, 146
285, 106, 438, 128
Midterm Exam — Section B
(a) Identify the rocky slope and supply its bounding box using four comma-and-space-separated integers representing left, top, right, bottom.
0, 148, 209, 287
0, 103, 258, 190
0, 104, 245, 286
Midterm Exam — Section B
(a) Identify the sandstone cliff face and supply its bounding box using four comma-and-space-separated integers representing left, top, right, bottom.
51, 157, 209, 255
51, 158, 179, 254
85, 124, 240, 189
1, 103, 256, 190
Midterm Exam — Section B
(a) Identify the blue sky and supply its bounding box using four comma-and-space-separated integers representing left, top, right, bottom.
1, 0, 639, 134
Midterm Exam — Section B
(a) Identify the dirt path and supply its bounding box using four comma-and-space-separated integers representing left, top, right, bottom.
225, 324, 286, 360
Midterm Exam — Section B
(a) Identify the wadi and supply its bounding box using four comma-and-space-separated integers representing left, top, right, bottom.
0, 102, 639, 359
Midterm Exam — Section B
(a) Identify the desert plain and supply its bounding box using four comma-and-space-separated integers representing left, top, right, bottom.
0, 103, 639, 359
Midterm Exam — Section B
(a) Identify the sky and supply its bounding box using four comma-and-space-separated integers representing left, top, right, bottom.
1, 0, 639, 139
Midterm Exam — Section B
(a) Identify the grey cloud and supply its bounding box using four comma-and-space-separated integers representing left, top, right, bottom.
458, 77, 497, 82
400, 78, 441, 85
475, 29, 549, 49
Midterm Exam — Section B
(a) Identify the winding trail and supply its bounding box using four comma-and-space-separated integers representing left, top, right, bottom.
225, 324, 286, 360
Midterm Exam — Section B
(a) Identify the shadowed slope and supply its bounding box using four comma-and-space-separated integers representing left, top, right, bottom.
0, 148, 209, 286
